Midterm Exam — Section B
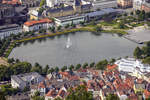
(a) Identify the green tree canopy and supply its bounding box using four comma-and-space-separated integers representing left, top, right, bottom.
40, 0, 45, 7
134, 47, 143, 59
66, 85, 93, 100
96, 59, 108, 70
106, 94, 119, 100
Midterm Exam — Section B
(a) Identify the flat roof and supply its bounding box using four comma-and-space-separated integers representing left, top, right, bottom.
55, 14, 85, 21
85, 8, 118, 17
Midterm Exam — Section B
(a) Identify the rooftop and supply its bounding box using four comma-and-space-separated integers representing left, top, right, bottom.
24, 18, 52, 27
55, 14, 85, 21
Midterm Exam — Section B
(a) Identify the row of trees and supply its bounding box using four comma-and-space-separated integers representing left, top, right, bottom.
0, 56, 117, 81
135, 10, 150, 21
0, 38, 11, 56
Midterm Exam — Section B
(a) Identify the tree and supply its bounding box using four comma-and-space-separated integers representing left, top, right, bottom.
66, 85, 93, 100
57, 26, 62, 31
40, 0, 45, 7
134, 47, 143, 59
54, 67, 59, 72
106, 94, 119, 100
130, 11, 134, 15
142, 57, 150, 64
0, 91, 6, 100
65, 24, 70, 29
136, 10, 141, 15
69, 65, 74, 71
61, 66, 67, 72
146, 41, 150, 47
8, 58, 15, 64
90, 62, 95, 68
142, 46, 150, 57
80, 21, 85, 26
54, 97, 63, 100
118, 22, 126, 29
12, 62, 32, 75
48, 68, 54, 74
42, 65, 49, 75
31, 63, 42, 74
32, 91, 44, 100
96, 59, 108, 70
83, 62, 88, 69
109, 58, 116, 64
75, 64, 81, 70
49, 26, 55, 33
94, 26, 102, 32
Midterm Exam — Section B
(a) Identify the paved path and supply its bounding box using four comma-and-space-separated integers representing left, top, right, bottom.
125, 26, 150, 43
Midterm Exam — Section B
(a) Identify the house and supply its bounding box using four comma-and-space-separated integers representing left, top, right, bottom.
117, 0, 133, 8
0, 24, 22, 39
143, 84, 150, 99
133, 0, 144, 11
54, 14, 85, 26
23, 18, 53, 32
46, 0, 61, 7
0, 4, 28, 25
5, 92, 30, 100
45, 89, 57, 100
11, 72, 44, 90
29, 10, 41, 20
141, 2, 150, 12
133, 79, 146, 94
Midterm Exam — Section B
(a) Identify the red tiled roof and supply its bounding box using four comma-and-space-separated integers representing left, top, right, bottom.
144, 89, 150, 99
107, 64, 117, 70
24, 18, 52, 27
128, 94, 138, 100
46, 90, 57, 97
59, 72, 70, 78
57, 90, 66, 98
69, 75, 79, 81
38, 82, 45, 88
2, 0, 21, 5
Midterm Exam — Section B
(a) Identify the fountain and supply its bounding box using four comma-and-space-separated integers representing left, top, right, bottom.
66, 36, 72, 48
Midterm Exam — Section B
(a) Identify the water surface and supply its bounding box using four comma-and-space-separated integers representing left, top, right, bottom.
9, 32, 141, 67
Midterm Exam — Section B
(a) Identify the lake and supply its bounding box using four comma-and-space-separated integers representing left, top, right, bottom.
9, 32, 141, 67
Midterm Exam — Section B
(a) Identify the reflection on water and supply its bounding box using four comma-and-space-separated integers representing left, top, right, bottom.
9, 32, 141, 67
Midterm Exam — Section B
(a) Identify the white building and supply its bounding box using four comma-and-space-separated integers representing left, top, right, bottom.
54, 15, 85, 26
0, 24, 22, 39
46, 0, 61, 7
11, 72, 44, 90
23, 18, 53, 32
115, 58, 150, 74
133, 0, 145, 10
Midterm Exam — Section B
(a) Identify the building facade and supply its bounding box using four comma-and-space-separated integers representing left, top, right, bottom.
23, 18, 53, 32
45, 6, 75, 18
117, 0, 133, 8
11, 72, 44, 90
54, 15, 85, 26
0, 24, 22, 39
133, 0, 144, 10
141, 2, 150, 12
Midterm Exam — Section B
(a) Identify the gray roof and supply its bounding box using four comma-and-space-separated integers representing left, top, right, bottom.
85, 8, 117, 17
0, 24, 20, 30
55, 14, 85, 21
11, 72, 43, 84
81, 4, 92, 9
